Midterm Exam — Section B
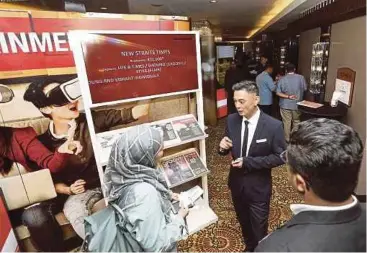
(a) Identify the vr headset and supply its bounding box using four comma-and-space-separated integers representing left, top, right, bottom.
45, 78, 81, 107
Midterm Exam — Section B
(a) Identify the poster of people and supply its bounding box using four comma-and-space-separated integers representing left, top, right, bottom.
0, 9, 189, 252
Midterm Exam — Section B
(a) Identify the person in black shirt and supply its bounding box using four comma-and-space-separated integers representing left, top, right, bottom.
255, 55, 269, 76
256, 118, 366, 252
224, 56, 251, 114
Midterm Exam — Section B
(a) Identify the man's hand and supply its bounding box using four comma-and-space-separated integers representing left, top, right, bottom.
132, 100, 151, 119
231, 159, 243, 168
69, 179, 86, 195
289, 95, 297, 100
219, 137, 233, 151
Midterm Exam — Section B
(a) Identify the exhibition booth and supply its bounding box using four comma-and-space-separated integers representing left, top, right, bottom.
0, 9, 217, 252
0, 1, 365, 252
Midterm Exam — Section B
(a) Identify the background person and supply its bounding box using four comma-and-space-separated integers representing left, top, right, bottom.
224, 55, 251, 115
276, 63, 307, 142
256, 63, 277, 115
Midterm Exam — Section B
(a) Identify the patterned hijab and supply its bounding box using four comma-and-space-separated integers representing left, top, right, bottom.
103, 125, 172, 220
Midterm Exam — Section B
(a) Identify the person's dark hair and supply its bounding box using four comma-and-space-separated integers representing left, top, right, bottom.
232, 80, 259, 96
286, 63, 296, 73
0, 127, 14, 175
287, 118, 364, 202
23, 78, 60, 109
265, 62, 273, 70
234, 51, 244, 68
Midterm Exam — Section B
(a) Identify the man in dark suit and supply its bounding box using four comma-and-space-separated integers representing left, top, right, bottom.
256, 118, 366, 252
219, 80, 286, 251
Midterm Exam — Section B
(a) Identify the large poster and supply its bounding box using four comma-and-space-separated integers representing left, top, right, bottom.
0, 10, 189, 252
81, 33, 198, 103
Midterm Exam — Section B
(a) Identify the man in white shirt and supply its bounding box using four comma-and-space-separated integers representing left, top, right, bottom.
256, 118, 366, 252
219, 80, 286, 251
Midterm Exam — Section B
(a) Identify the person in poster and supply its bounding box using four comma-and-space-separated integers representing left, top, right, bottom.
0, 85, 83, 252
22, 76, 150, 246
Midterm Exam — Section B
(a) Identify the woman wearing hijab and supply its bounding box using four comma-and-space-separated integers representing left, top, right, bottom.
85, 125, 188, 252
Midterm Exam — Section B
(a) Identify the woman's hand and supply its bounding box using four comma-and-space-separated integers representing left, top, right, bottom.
69, 179, 86, 195
171, 192, 180, 201
178, 206, 189, 218
58, 140, 83, 155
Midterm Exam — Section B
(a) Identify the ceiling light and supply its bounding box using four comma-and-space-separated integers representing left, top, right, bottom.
210, 0, 217, 3
246, 0, 295, 38
100, 7, 107, 10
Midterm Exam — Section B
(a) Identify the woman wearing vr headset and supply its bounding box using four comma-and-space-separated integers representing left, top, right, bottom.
0, 84, 83, 252
21, 76, 150, 251
0, 83, 82, 175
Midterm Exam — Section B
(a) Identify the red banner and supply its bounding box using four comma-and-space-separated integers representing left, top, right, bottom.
81, 33, 198, 103
0, 14, 175, 74
0, 193, 18, 252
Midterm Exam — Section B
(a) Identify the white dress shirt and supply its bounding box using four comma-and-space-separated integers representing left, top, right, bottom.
241, 108, 261, 157
290, 195, 358, 215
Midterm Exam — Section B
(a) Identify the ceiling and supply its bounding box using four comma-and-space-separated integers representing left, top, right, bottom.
26, 0, 323, 38
128, 0, 323, 38
264, 0, 321, 32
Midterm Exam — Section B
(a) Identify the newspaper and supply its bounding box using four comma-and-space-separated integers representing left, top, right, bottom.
171, 116, 205, 142
97, 114, 206, 165
160, 148, 209, 188
297, 100, 324, 109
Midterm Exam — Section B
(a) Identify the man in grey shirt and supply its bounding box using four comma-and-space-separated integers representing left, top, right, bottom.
276, 63, 307, 142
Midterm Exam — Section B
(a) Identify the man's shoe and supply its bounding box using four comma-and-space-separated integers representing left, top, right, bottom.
243, 246, 255, 252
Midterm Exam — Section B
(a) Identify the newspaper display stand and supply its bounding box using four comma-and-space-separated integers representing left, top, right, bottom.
69, 30, 217, 235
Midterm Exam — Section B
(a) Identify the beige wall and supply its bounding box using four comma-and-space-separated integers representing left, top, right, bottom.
324, 16, 366, 195
297, 27, 321, 82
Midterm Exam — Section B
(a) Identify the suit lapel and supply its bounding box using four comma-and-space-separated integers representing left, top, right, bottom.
248, 112, 266, 156
233, 114, 242, 158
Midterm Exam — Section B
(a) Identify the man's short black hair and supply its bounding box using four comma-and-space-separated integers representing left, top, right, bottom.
265, 62, 273, 69
286, 63, 296, 73
232, 80, 259, 96
288, 118, 364, 202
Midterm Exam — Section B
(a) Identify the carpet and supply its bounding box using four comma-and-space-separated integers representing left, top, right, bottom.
177, 119, 303, 252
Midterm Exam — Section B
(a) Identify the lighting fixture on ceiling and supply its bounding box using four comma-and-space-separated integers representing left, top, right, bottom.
209, 0, 217, 3
214, 36, 222, 42
246, 0, 296, 38
100, 7, 107, 10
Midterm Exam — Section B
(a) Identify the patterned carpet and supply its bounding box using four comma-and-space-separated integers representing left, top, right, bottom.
178, 119, 303, 252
